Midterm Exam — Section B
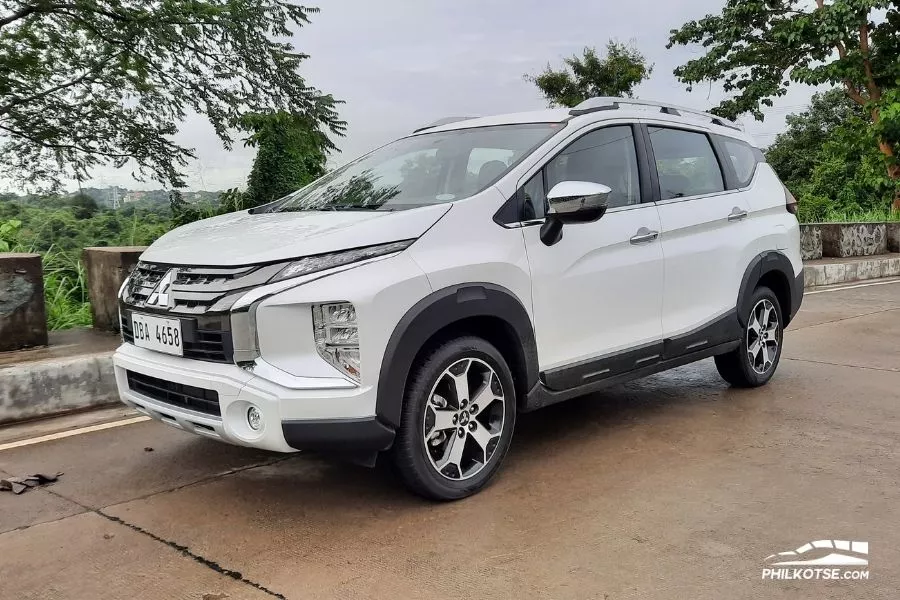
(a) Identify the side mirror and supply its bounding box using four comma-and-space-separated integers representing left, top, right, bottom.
540, 181, 611, 246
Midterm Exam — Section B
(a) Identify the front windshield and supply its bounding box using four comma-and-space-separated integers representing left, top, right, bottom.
265, 123, 562, 212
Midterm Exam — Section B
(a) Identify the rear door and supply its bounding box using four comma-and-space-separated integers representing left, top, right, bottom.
644, 123, 755, 346
521, 124, 665, 382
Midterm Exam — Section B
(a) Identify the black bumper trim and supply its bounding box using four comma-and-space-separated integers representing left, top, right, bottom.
791, 270, 805, 321
282, 417, 395, 452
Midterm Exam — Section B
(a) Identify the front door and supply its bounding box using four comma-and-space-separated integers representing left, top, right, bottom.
521, 125, 664, 385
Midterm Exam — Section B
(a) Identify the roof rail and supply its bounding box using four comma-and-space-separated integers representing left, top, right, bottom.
569, 97, 742, 131
413, 116, 479, 134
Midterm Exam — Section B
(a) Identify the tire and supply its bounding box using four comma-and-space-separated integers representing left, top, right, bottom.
390, 336, 517, 501
715, 286, 784, 388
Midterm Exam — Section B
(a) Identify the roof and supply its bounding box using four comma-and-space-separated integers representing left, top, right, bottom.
411, 100, 754, 144
412, 109, 571, 134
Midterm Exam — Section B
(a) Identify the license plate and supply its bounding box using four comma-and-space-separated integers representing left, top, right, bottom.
131, 313, 183, 356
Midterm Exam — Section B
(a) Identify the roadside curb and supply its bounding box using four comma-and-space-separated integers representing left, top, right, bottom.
803, 253, 900, 289
0, 351, 119, 425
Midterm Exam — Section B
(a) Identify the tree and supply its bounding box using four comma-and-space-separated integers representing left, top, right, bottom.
668, 0, 900, 206
766, 88, 864, 186
67, 193, 99, 219
0, 0, 345, 189
766, 89, 896, 221
0, 218, 21, 251
242, 111, 330, 208
527, 41, 653, 108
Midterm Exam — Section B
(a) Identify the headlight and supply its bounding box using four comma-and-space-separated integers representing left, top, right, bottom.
270, 240, 414, 283
312, 302, 361, 382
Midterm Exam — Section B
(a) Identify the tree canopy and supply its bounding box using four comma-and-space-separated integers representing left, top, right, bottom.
668, 1, 900, 204
766, 88, 863, 186
0, 0, 346, 190
527, 41, 653, 108
766, 87, 898, 220
242, 111, 330, 208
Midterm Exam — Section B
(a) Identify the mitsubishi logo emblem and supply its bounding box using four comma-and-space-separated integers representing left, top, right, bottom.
146, 269, 177, 308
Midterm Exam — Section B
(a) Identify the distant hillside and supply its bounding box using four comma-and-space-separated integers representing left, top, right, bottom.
78, 187, 224, 209
0, 187, 226, 209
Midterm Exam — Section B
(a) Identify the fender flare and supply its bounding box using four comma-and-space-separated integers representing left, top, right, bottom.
737, 250, 800, 326
376, 283, 539, 429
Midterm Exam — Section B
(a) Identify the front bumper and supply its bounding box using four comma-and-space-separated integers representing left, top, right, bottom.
113, 343, 394, 453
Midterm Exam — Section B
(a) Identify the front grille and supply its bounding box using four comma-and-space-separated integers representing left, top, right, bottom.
126, 370, 220, 416
127, 263, 167, 306
121, 314, 234, 363
123, 261, 283, 316
120, 259, 276, 365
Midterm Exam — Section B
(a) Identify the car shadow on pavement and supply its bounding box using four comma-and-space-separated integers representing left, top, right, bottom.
207, 360, 748, 511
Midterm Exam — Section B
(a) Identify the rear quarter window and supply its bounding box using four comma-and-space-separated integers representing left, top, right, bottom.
719, 137, 760, 188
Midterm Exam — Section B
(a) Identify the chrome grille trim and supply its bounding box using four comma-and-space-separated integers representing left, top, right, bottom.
123, 261, 283, 316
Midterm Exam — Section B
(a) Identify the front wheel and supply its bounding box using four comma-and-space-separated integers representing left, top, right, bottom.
715, 286, 784, 388
390, 336, 516, 501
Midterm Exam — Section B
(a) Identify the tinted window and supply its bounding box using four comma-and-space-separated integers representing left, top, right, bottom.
545, 126, 641, 208
649, 127, 725, 200
265, 124, 560, 212
720, 137, 758, 188
521, 170, 547, 219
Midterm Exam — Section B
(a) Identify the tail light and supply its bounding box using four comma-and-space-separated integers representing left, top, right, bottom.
783, 184, 798, 215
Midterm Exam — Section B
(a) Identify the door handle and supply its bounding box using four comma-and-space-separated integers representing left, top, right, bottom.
727, 207, 749, 222
630, 227, 659, 245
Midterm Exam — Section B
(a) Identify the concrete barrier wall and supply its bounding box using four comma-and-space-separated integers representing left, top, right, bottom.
889, 223, 899, 253
800, 225, 822, 260
821, 223, 887, 257
0, 352, 118, 424
801, 222, 897, 259
83, 247, 146, 332
0, 253, 48, 351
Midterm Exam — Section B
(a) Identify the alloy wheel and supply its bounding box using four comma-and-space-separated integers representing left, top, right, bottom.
747, 298, 780, 375
422, 358, 506, 481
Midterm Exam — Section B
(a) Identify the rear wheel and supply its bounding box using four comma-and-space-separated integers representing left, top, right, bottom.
715, 286, 783, 387
390, 336, 516, 500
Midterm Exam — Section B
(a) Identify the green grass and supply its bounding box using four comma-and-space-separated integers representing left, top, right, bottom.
818, 207, 900, 223
40, 247, 92, 331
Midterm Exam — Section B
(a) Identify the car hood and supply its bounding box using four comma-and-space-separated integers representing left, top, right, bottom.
141, 204, 451, 266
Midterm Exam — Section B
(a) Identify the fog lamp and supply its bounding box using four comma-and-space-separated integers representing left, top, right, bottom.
247, 406, 263, 431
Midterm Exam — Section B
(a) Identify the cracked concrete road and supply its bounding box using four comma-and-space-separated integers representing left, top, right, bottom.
1, 281, 898, 600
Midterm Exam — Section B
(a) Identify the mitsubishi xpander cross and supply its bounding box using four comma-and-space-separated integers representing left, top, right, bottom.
114, 97, 804, 500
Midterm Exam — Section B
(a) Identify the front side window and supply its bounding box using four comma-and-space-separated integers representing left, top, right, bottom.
545, 126, 641, 209
264, 124, 562, 212
521, 170, 547, 219
649, 127, 725, 200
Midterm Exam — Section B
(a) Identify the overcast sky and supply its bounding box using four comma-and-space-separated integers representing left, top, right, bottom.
80, 0, 819, 191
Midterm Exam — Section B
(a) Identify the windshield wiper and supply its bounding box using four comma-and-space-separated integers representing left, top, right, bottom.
268, 204, 400, 213
321, 204, 389, 211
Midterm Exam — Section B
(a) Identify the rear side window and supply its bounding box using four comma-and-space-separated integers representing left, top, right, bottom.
719, 137, 758, 188
648, 127, 725, 200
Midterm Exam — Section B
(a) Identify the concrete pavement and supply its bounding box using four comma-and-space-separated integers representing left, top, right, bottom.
1, 281, 898, 600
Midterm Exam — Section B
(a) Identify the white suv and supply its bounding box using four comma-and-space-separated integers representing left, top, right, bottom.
114, 97, 804, 500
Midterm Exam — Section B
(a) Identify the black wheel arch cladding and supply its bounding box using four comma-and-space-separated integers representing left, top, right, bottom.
737, 251, 799, 326
376, 283, 538, 429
